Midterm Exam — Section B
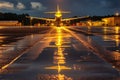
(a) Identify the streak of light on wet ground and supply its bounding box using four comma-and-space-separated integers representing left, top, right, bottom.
68, 26, 120, 71
0, 26, 119, 80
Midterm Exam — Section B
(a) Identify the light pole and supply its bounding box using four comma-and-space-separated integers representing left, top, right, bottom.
30, 17, 33, 26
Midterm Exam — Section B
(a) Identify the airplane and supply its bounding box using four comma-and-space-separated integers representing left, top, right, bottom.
27, 5, 89, 27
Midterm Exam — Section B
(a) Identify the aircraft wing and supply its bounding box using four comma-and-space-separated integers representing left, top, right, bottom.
37, 18, 55, 21
62, 16, 89, 21
27, 16, 55, 21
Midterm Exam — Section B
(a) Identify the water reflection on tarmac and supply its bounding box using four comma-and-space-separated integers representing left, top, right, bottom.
0, 26, 119, 80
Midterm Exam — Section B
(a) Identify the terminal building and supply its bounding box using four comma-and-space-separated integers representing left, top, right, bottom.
0, 21, 21, 26
87, 20, 104, 26
102, 16, 120, 26
75, 21, 104, 27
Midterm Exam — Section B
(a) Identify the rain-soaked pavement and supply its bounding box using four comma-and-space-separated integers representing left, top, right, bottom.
0, 26, 120, 80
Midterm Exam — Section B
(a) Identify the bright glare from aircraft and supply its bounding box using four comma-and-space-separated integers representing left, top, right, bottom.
27, 5, 89, 27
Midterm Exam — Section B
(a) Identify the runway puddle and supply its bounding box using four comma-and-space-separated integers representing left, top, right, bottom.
0, 27, 119, 80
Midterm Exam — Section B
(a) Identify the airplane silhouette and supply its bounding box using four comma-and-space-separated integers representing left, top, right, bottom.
28, 5, 89, 27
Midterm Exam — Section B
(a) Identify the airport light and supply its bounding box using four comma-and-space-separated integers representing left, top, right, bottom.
55, 11, 62, 17
115, 27, 120, 47
103, 19, 108, 26
115, 12, 119, 16
87, 20, 92, 26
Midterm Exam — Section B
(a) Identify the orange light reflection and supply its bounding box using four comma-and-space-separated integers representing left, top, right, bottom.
45, 27, 72, 80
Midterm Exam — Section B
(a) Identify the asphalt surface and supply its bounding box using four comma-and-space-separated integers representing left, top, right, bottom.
0, 26, 119, 80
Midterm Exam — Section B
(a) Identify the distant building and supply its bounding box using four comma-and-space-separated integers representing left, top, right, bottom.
34, 23, 41, 27
102, 17, 120, 26
76, 21, 88, 26
75, 20, 104, 27
0, 21, 21, 26
89, 21, 104, 26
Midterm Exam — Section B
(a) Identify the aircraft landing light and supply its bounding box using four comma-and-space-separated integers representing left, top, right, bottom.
48, 45, 71, 48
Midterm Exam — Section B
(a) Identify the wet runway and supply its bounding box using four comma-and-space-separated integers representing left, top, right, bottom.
0, 26, 119, 80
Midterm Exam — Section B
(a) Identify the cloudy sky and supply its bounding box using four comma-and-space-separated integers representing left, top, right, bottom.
0, 0, 120, 17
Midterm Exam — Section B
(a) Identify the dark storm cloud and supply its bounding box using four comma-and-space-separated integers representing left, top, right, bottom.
63, 0, 120, 16
0, 0, 120, 16
106, 0, 120, 9
1, 0, 47, 9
